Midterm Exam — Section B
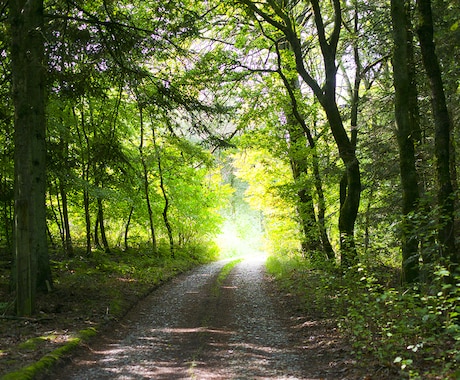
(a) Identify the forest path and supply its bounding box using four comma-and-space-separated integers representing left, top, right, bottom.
46, 256, 359, 379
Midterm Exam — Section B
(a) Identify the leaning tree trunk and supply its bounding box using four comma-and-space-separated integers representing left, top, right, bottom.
416, 0, 457, 265
283, 74, 322, 257
10, 0, 53, 315
275, 43, 334, 261
297, 0, 361, 268
391, 0, 421, 283
238, 0, 359, 269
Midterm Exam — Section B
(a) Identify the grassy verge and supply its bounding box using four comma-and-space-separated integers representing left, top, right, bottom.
265, 254, 459, 380
0, 245, 216, 379
1, 328, 97, 380
211, 258, 243, 296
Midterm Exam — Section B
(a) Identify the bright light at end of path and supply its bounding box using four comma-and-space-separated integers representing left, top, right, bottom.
215, 221, 266, 261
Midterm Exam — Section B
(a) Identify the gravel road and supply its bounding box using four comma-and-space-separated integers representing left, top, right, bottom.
47, 255, 359, 379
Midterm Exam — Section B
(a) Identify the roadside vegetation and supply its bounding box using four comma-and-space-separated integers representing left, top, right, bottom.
266, 255, 460, 379
0, 246, 216, 379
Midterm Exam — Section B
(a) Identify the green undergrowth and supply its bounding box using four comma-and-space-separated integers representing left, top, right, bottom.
266, 254, 460, 379
0, 244, 216, 380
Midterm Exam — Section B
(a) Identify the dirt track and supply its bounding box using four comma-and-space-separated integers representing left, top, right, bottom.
45, 256, 363, 379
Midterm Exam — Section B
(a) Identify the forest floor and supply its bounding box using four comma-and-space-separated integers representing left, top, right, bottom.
0, 253, 391, 379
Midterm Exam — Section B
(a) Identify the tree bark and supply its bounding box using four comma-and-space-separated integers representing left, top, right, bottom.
152, 125, 174, 258
97, 198, 110, 252
73, 105, 93, 255
138, 106, 158, 256
276, 54, 331, 260
256, 0, 361, 269
124, 205, 134, 251
391, 0, 421, 283
10, 0, 53, 315
59, 179, 73, 256
294, 0, 361, 267
416, 0, 456, 265
83, 188, 92, 255
287, 135, 322, 257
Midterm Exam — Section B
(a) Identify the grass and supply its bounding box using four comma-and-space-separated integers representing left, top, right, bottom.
0, 245, 216, 379
265, 254, 459, 380
211, 258, 243, 296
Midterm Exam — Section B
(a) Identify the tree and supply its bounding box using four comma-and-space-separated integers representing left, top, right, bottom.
274, 44, 334, 260
151, 122, 174, 257
391, 0, 422, 283
138, 103, 158, 256
10, 0, 53, 315
236, 0, 361, 267
416, 0, 457, 266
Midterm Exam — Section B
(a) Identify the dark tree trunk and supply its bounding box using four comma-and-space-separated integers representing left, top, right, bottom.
94, 213, 101, 249
83, 188, 92, 255
97, 198, 110, 253
124, 205, 134, 251
302, 0, 361, 268
321, 95, 361, 269
288, 148, 322, 257
10, 0, 53, 315
238, 0, 357, 268
416, 0, 457, 265
152, 124, 174, 258
57, 129, 74, 257
59, 179, 73, 256
275, 42, 334, 261
138, 106, 158, 256
74, 106, 93, 256
391, 0, 421, 283
50, 188, 64, 248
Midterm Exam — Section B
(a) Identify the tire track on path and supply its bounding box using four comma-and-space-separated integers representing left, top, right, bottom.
46, 255, 356, 379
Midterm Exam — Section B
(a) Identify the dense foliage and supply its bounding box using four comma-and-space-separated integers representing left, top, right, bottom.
0, 0, 459, 377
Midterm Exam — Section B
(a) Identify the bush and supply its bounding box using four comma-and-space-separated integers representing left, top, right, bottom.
339, 265, 460, 379
267, 254, 460, 379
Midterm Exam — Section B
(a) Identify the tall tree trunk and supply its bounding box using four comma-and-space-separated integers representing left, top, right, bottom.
10, 0, 52, 315
285, 101, 323, 257
73, 105, 93, 255
416, 0, 457, 265
391, 0, 421, 283
296, 0, 361, 267
152, 124, 174, 257
288, 143, 321, 257
275, 43, 334, 261
59, 179, 73, 256
138, 106, 158, 256
124, 205, 134, 251
57, 127, 73, 257
97, 198, 110, 252
238, 0, 358, 268
50, 187, 64, 249
94, 213, 101, 249
83, 188, 92, 255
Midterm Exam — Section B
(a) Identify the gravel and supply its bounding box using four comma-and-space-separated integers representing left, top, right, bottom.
47, 255, 361, 379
